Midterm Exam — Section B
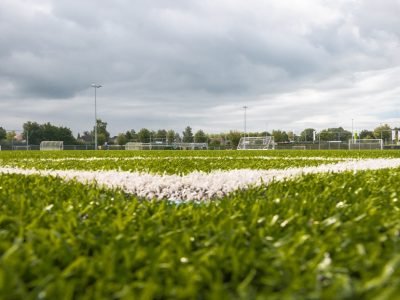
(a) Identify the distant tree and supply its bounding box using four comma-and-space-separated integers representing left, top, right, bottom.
194, 130, 207, 143
92, 119, 110, 142
23, 121, 76, 144
182, 126, 194, 143
138, 128, 151, 143
272, 130, 289, 143
156, 129, 167, 142
0, 127, 6, 141
97, 133, 107, 146
23, 122, 42, 144
125, 129, 138, 142
359, 130, 374, 139
6, 131, 16, 142
373, 124, 391, 142
287, 131, 294, 142
319, 127, 351, 142
226, 131, 242, 148
116, 133, 127, 145
125, 130, 132, 141
79, 131, 93, 143
258, 131, 271, 137
300, 128, 316, 142
150, 130, 156, 143
166, 130, 175, 144
209, 138, 221, 148
174, 133, 182, 143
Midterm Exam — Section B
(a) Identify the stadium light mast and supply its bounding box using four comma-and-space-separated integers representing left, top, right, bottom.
91, 83, 102, 150
352, 118, 354, 142
243, 106, 248, 149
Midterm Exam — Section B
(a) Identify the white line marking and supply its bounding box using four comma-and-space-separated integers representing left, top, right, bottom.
1, 158, 400, 201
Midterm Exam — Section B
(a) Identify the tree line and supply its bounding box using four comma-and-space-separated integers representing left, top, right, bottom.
0, 121, 397, 148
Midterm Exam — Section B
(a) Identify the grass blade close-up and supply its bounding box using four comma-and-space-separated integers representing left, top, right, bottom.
1, 150, 400, 299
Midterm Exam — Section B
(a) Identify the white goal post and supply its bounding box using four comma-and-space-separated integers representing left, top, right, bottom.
292, 145, 306, 150
40, 141, 64, 151
348, 139, 383, 150
14, 145, 31, 151
237, 136, 275, 150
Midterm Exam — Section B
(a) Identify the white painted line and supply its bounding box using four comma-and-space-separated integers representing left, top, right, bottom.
1, 158, 400, 201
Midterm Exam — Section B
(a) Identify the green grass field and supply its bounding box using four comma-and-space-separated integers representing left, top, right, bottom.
1, 150, 400, 299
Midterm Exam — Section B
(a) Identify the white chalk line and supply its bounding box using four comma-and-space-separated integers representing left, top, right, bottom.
1, 158, 400, 201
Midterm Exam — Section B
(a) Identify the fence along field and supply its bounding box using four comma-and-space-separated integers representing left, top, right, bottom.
1, 150, 400, 299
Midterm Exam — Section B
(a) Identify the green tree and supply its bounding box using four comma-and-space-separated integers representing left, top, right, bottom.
92, 119, 110, 143
209, 139, 221, 148
194, 130, 207, 143
287, 131, 294, 142
167, 130, 175, 144
6, 131, 16, 142
182, 126, 194, 143
138, 128, 151, 143
359, 130, 374, 139
272, 130, 289, 143
156, 129, 167, 142
97, 133, 107, 146
300, 128, 316, 142
174, 133, 182, 143
373, 124, 391, 142
125, 130, 138, 142
23, 121, 76, 144
78, 131, 93, 144
319, 127, 351, 142
116, 133, 127, 145
0, 127, 6, 141
23, 122, 42, 144
226, 131, 242, 148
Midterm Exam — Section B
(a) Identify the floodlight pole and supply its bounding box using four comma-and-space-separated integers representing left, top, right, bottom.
352, 119, 354, 142
91, 84, 102, 150
243, 106, 248, 149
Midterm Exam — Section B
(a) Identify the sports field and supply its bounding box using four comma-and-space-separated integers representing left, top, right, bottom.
1, 150, 400, 299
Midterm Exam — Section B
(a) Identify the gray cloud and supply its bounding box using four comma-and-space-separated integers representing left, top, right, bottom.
0, 0, 399, 135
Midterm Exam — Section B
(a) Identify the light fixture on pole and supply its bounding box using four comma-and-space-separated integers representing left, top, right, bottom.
243, 106, 248, 149
91, 83, 102, 150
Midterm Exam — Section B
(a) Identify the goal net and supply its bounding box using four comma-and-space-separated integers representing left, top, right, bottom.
348, 139, 383, 150
327, 140, 343, 150
125, 142, 148, 150
174, 143, 208, 150
237, 136, 275, 150
14, 145, 31, 151
292, 145, 306, 150
40, 141, 64, 151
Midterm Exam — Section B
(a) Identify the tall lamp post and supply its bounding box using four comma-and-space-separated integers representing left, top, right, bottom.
91, 83, 102, 150
243, 106, 248, 149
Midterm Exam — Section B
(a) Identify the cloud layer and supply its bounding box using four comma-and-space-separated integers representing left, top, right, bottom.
0, 0, 399, 135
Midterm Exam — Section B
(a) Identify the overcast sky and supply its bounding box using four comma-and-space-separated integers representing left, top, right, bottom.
1, 0, 399, 135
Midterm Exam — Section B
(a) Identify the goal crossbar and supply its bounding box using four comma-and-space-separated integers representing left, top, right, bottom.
40, 141, 64, 151
348, 139, 383, 150
237, 136, 275, 150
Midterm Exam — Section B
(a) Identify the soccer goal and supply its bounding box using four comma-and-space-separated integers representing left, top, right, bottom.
174, 143, 208, 150
237, 136, 275, 150
292, 145, 307, 150
348, 139, 383, 150
125, 142, 147, 150
14, 145, 31, 151
40, 141, 64, 151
